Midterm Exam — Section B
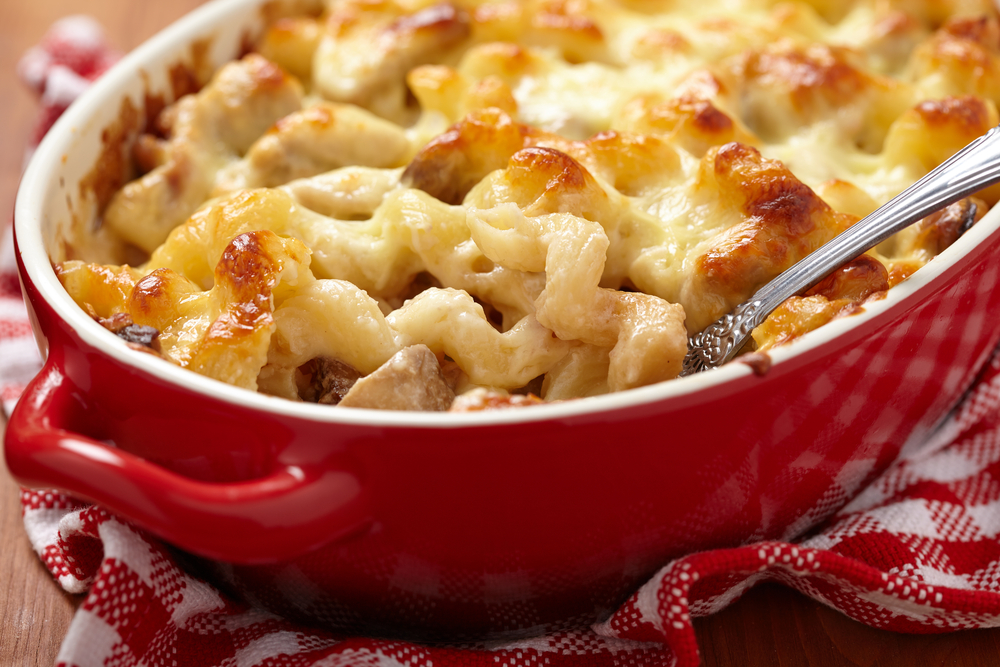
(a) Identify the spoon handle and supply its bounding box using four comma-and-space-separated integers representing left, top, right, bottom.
683, 124, 1000, 376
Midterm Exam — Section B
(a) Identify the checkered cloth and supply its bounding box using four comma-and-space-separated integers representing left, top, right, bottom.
8, 16, 1000, 667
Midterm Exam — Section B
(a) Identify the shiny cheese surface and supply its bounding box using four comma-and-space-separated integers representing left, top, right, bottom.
58, 0, 1000, 408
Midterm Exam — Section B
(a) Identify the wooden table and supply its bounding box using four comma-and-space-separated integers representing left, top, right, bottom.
4, 1, 1000, 664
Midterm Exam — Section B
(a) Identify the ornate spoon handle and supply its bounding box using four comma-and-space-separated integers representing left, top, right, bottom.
682, 124, 1000, 376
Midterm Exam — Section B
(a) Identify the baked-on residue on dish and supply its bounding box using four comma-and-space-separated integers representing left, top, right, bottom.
56, 0, 998, 410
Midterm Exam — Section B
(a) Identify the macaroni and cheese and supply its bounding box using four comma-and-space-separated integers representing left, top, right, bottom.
55, 0, 999, 409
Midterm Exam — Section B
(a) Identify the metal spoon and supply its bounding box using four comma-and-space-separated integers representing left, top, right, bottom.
681, 123, 1000, 376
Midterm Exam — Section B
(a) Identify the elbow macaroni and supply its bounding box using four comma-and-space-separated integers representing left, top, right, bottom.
58, 0, 1000, 409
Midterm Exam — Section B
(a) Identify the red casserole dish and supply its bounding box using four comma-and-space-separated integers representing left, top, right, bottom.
7, 0, 1000, 640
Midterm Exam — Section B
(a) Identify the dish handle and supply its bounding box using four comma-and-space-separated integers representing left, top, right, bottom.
4, 358, 371, 564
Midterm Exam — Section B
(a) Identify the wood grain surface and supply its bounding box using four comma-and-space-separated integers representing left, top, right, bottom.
3, 1, 1000, 665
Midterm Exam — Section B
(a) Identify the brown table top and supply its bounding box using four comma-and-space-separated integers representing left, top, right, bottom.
4, 1, 1000, 664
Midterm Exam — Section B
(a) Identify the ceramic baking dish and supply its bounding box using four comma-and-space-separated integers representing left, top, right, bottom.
7, 0, 1000, 639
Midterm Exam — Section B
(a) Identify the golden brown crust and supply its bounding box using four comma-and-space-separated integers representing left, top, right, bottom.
55, 262, 141, 318
616, 94, 752, 157
912, 14, 1000, 104
402, 107, 525, 203
686, 142, 855, 330
742, 45, 869, 114
805, 254, 889, 303
503, 147, 602, 210
751, 296, 864, 352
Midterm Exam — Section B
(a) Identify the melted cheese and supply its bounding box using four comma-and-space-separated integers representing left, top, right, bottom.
57, 0, 1000, 408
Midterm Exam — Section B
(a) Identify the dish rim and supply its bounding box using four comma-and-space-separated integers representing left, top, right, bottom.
14, 0, 1000, 429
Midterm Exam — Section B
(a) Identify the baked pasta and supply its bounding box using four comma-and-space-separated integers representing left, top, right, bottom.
57, 0, 999, 410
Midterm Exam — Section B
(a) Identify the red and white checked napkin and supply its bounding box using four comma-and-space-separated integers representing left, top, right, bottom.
8, 17, 1000, 667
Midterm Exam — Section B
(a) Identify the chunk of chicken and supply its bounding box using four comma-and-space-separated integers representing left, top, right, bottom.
339, 344, 455, 410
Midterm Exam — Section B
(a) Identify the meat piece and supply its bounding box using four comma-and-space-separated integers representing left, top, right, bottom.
97, 312, 162, 353
296, 356, 363, 405
97, 311, 134, 334
339, 345, 455, 411
882, 197, 985, 285
903, 197, 981, 257
739, 351, 771, 376
118, 324, 162, 350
